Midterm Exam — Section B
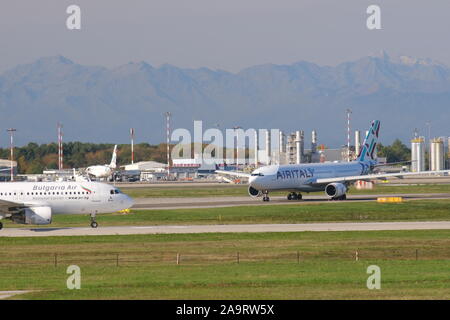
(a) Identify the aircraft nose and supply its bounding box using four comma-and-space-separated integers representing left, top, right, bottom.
126, 195, 134, 209
120, 194, 134, 209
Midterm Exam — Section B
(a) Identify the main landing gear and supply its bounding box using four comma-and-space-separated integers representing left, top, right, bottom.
330, 194, 347, 201
262, 190, 270, 202
287, 192, 302, 201
90, 212, 98, 228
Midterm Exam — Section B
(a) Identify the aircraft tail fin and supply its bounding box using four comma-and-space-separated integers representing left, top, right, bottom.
109, 145, 117, 169
356, 120, 380, 162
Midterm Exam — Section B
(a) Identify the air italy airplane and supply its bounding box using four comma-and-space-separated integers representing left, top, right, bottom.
217, 120, 450, 202
0, 181, 133, 230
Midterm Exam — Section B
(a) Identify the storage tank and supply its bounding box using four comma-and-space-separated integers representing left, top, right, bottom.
411, 137, 425, 172
254, 130, 258, 166
265, 130, 271, 165
295, 131, 304, 164
430, 138, 445, 171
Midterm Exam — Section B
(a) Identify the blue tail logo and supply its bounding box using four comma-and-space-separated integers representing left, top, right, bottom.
357, 120, 380, 162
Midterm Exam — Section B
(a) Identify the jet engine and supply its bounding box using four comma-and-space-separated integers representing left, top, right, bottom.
325, 183, 347, 198
11, 206, 52, 225
248, 186, 262, 198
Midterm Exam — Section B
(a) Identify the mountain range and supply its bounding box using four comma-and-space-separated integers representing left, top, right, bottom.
0, 52, 449, 148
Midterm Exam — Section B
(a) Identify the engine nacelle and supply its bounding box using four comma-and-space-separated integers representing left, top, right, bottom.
11, 206, 52, 225
325, 183, 347, 198
248, 186, 262, 198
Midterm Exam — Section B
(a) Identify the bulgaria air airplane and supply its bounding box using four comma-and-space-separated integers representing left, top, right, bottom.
217, 120, 450, 202
0, 181, 133, 230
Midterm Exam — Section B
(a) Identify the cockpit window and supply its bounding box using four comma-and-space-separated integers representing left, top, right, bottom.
251, 173, 264, 176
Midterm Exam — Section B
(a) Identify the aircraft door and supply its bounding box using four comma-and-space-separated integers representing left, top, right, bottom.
90, 187, 101, 203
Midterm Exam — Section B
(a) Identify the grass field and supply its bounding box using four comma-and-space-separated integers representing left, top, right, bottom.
2, 199, 450, 228
121, 183, 450, 198
1, 230, 450, 299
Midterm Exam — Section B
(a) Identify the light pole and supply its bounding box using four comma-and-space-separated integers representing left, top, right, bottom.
7, 128, 16, 181
57, 123, 63, 170
130, 128, 135, 164
426, 121, 431, 170
165, 112, 172, 179
346, 109, 352, 162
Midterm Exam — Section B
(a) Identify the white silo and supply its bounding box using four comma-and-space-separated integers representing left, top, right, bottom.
430, 138, 445, 171
278, 131, 286, 165
254, 130, 258, 166
295, 131, 304, 164
265, 130, 271, 165
411, 137, 425, 172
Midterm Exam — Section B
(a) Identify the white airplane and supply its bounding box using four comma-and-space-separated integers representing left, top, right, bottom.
217, 120, 450, 201
86, 145, 118, 179
0, 181, 133, 230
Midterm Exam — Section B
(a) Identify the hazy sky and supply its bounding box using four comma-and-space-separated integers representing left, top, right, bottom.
1, 0, 450, 72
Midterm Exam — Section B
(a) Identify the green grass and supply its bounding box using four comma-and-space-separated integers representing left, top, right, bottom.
1, 230, 450, 299
3, 199, 450, 228
121, 183, 450, 198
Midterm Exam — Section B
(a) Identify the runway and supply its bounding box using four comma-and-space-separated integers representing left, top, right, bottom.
2, 221, 450, 237
131, 193, 450, 210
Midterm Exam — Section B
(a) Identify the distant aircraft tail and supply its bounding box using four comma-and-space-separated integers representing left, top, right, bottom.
109, 145, 117, 169
356, 120, 380, 162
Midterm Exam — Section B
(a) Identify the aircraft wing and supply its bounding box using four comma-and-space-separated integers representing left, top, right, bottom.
0, 199, 27, 219
215, 170, 251, 178
0, 199, 48, 219
314, 170, 450, 185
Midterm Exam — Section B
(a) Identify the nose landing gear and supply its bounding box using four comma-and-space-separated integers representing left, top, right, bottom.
90, 212, 98, 228
262, 190, 270, 202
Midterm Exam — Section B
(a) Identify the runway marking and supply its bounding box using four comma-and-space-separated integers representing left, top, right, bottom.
2, 221, 450, 237
0, 291, 32, 300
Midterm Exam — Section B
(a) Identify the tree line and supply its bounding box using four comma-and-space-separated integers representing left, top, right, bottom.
0, 142, 169, 174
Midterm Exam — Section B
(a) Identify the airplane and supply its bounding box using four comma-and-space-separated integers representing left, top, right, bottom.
0, 181, 134, 230
216, 120, 450, 202
85, 145, 118, 179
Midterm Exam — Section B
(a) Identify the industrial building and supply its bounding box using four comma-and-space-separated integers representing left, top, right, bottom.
411, 137, 426, 172
430, 138, 445, 171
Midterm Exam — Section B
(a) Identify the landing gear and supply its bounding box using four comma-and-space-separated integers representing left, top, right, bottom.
90, 212, 98, 228
330, 194, 347, 201
262, 190, 270, 202
287, 192, 303, 201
